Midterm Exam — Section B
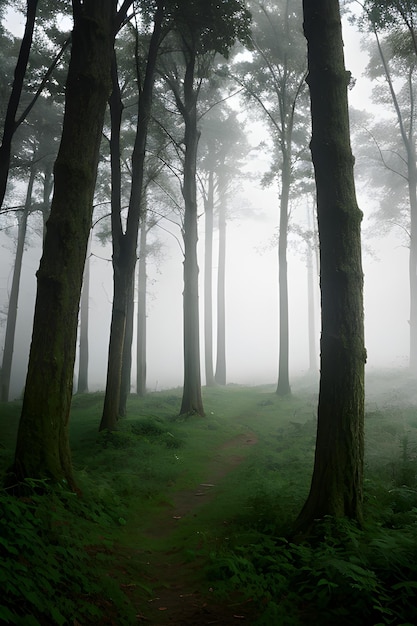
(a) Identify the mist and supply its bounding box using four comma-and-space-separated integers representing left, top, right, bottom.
0, 10, 412, 400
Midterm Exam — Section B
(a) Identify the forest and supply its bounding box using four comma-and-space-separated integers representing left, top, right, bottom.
0, 0, 417, 624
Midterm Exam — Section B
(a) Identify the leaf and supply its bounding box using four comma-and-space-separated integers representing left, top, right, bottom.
0, 604, 16, 623
392, 580, 417, 591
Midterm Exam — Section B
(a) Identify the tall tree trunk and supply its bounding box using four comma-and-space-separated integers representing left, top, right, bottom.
276, 155, 291, 395
295, 0, 366, 531
10, 0, 119, 489
214, 198, 226, 385
77, 235, 91, 394
179, 58, 205, 416
0, 0, 38, 209
204, 170, 215, 387
1, 166, 35, 402
136, 215, 147, 396
119, 276, 134, 416
100, 1, 163, 431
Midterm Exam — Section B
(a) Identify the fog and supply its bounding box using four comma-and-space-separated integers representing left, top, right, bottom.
0, 14, 412, 399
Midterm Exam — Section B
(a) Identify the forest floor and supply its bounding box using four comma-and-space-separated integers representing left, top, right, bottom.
110, 432, 259, 625
5, 374, 416, 625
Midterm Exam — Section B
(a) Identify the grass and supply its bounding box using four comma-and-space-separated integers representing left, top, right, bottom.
0, 371, 416, 624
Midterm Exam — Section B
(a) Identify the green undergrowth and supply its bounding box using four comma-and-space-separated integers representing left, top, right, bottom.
0, 384, 296, 624
0, 373, 417, 624
197, 373, 417, 625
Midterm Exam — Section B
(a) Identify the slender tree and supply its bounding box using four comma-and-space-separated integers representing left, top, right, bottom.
354, 6, 417, 370
161, 0, 250, 415
0, 0, 38, 209
215, 187, 227, 384
295, 0, 366, 531
77, 235, 91, 394
198, 108, 249, 386
234, 0, 309, 396
9, 0, 131, 489
0, 165, 35, 401
99, 0, 164, 431
136, 209, 148, 396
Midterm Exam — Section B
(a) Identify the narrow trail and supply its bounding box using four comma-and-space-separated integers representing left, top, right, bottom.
132, 432, 258, 625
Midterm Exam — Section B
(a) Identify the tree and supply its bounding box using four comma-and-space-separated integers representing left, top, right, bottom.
354, 5, 417, 370
0, 1, 71, 211
0, 93, 63, 401
198, 107, 249, 386
234, 0, 308, 396
295, 0, 366, 531
77, 235, 91, 394
136, 208, 148, 396
0, 0, 38, 209
9, 0, 131, 489
99, 0, 164, 431
161, 0, 250, 414
0, 165, 35, 401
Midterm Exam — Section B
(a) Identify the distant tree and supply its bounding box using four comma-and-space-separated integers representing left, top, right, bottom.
0, 165, 35, 402
77, 235, 91, 394
234, 0, 309, 396
8, 0, 132, 490
198, 108, 249, 386
363, 0, 417, 56
160, 0, 250, 414
136, 208, 148, 396
354, 5, 417, 370
0, 95, 62, 401
295, 0, 366, 531
215, 189, 227, 385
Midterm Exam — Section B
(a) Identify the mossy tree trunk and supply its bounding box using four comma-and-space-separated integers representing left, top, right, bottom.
10, 0, 121, 490
295, 0, 366, 531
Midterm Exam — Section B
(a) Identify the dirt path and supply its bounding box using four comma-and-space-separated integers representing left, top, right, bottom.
134, 432, 258, 625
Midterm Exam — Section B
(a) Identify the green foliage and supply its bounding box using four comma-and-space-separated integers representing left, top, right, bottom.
2, 378, 417, 624
167, 0, 251, 57
199, 378, 417, 625
0, 481, 135, 625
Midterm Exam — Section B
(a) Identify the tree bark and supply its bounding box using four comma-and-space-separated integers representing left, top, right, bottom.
295, 0, 366, 531
1, 166, 35, 402
10, 0, 118, 489
136, 215, 147, 396
100, 1, 163, 431
204, 170, 215, 387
